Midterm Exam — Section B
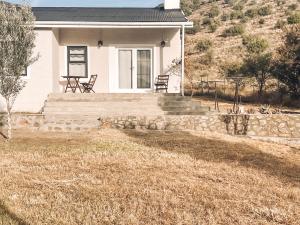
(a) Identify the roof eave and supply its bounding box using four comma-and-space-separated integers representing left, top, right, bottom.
34, 21, 194, 28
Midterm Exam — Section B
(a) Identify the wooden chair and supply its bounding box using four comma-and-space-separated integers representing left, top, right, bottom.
81, 74, 98, 93
154, 75, 169, 93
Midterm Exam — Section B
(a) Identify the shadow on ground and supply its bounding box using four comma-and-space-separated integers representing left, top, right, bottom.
122, 130, 300, 185
0, 201, 29, 225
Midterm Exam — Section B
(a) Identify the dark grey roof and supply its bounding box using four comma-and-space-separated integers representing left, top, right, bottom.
32, 7, 187, 23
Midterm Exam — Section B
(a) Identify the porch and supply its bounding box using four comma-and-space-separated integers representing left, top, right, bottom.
49, 27, 185, 94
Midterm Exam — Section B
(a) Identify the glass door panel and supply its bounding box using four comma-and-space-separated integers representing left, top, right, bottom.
137, 50, 151, 89
119, 50, 132, 89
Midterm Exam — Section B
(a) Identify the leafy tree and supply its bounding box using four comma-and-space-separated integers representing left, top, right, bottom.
243, 53, 273, 97
240, 34, 272, 97
272, 25, 300, 99
0, 2, 37, 139
221, 61, 244, 77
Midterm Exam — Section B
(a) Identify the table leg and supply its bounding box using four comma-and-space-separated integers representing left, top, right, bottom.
65, 78, 72, 93
75, 78, 82, 93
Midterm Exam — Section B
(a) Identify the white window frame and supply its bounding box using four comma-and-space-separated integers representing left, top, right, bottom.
21, 66, 31, 80
62, 45, 90, 83
115, 47, 153, 93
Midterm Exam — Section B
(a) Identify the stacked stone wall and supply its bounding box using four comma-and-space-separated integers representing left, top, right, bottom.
0, 113, 299, 138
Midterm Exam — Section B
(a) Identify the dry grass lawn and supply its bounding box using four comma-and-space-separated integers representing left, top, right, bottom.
0, 130, 299, 225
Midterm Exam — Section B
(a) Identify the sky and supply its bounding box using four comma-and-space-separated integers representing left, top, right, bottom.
7, 0, 164, 7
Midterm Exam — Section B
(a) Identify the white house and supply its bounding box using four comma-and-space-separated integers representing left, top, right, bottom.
0, 0, 192, 113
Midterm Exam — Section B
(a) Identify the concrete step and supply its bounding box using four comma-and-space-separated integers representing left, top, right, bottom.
43, 111, 165, 116
47, 93, 179, 102
159, 101, 202, 107
158, 97, 193, 102
43, 106, 163, 113
161, 106, 209, 112
166, 111, 208, 115
43, 94, 209, 118
45, 101, 199, 109
44, 101, 160, 107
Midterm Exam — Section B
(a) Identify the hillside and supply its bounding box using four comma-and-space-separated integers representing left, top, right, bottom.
183, 0, 300, 81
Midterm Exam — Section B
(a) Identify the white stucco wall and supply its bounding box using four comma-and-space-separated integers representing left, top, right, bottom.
0, 29, 57, 112
0, 27, 182, 112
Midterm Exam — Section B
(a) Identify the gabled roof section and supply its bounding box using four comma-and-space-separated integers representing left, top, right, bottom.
32, 7, 188, 23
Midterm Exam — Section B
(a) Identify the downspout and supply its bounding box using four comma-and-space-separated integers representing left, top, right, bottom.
181, 24, 185, 96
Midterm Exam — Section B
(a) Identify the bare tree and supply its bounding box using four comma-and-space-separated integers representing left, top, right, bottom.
0, 1, 37, 139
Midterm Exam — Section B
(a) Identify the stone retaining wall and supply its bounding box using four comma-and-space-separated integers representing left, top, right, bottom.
98, 114, 300, 138
0, 113, 299, 138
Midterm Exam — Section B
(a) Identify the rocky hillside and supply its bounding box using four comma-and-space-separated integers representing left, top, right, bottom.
183, 0, 300, 81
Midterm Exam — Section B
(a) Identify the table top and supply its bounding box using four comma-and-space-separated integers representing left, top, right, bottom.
62, 76, 86, 79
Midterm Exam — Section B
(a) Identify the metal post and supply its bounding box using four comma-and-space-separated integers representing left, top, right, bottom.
181, 24, 185, 96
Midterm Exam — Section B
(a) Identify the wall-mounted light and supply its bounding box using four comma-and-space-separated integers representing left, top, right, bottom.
160, 40, 166, 48
98, 40, 103, 47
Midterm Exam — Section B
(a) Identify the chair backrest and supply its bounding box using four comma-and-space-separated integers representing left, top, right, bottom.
157, 75, 169, 85
88, 74, 98, 87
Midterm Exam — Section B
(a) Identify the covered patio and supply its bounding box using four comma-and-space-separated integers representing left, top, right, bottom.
42, 25, 191, 95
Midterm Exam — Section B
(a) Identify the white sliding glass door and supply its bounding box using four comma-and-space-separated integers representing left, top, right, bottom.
118, 48, 152, 92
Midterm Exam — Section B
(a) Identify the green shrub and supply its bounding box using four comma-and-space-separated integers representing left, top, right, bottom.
202, 17, 219, 32
245, 8, 258, 18
208, 22, 218, 32
181, 2, 193, 16
287, 12, 300, 24
186, 20, 201, 35
288, 3, 298, 10
242, 35, 269, 54
230, 10, 244, 20
259, 18, 265, 24
233, 3, 244, 11
202, 17, 212, 25
224, 0, 237, 6
199, 50, 214, 65
192, 0, 202, 10
221, 61, 243, 77
196, 39, 213, 52
276, 0, 285, 6
257, 6, 272, 16
240, 17, 249, 23
274, 19, 287, 29
186, 26, 200, 35
221, 13, 230, 21
208, 5, 220, 18
223, 24, 245, 37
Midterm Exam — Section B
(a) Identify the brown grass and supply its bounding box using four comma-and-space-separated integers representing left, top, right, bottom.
0, 130, 299, 225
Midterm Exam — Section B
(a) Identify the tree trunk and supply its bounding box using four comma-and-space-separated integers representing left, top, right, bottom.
5, 99, 12, 140
190, 81, 194, 97
257, 78, 264, 100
